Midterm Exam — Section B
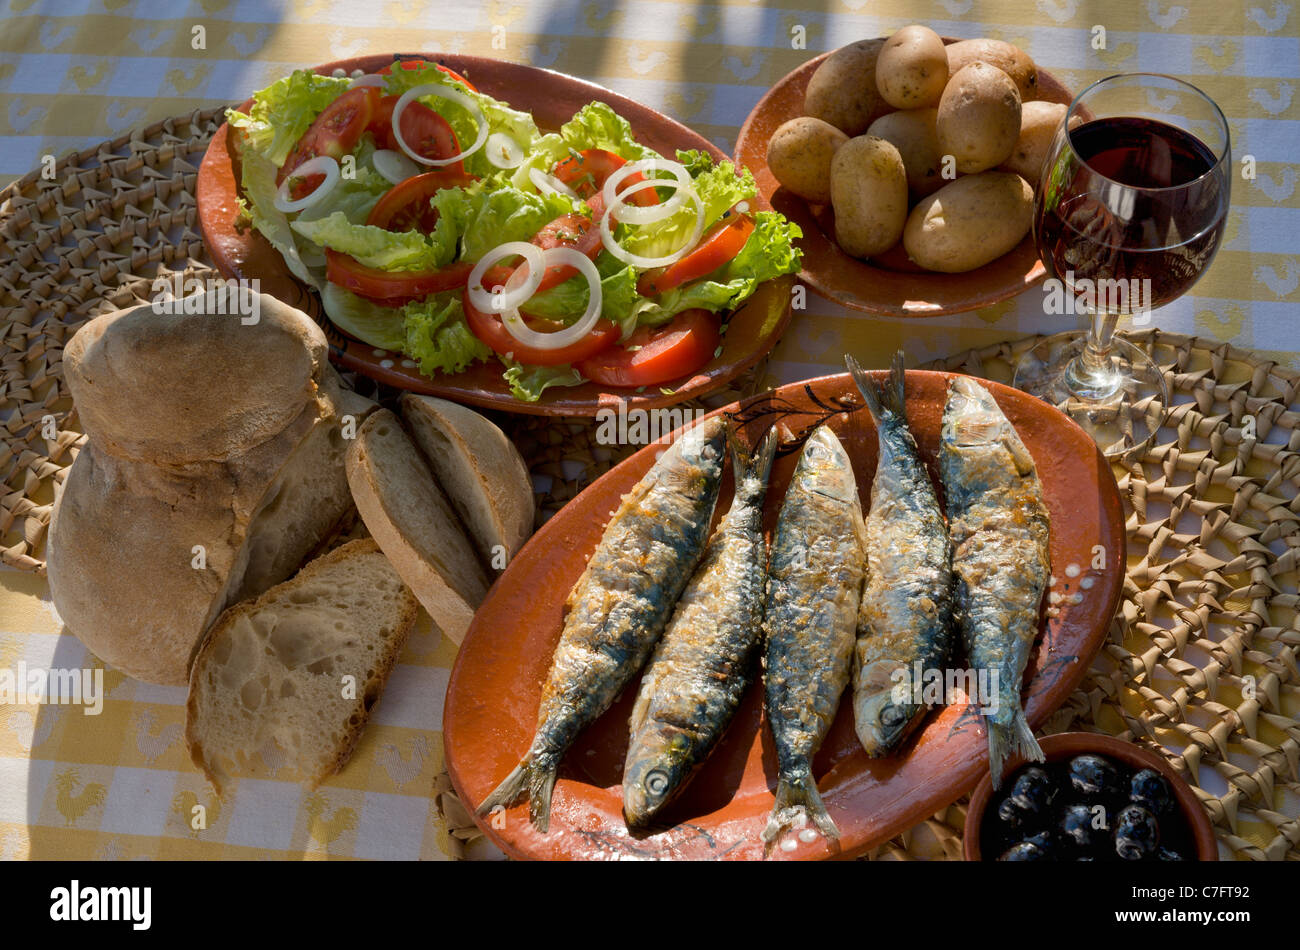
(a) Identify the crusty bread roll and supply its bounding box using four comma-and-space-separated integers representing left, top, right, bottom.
346, 409, 489, 642
186, 539, 418, 794
399, 393, 534, 568
47, 289, 376, 685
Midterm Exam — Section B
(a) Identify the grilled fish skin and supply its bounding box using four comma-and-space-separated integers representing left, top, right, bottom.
846, 353, 955, 757
939, 377, 1050, 789
477, 416, 727, 832
762, 425, 866, 846
622, 427, 779, 829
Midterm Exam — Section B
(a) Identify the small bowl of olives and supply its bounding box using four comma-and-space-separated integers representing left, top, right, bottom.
962, 732, 1218, 861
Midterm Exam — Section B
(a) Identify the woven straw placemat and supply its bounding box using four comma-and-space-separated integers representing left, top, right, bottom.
2, 114, 1296, 861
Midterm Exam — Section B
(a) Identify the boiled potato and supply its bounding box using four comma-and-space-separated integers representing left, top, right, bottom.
767, 117, 849, 204
945, 38, 1038, 101
830, 135, 908, 259
876, 24, 949, 109
903, 171, 1033, 273
936, 62, 1021, 174
867, 108, 945, 197
804, 39, 891, 136
999, 100, 1079, 183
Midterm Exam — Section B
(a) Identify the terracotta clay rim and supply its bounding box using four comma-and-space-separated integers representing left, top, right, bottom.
196, 53, 793, 417
733, 41, 1077, 317
963, 731, 1220, 861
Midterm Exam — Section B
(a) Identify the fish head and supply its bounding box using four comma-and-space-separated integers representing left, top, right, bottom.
940, 377, 1036, 478
793, 425, 858, 502
653, 416, 726, 490
854, 690, 915, 755
622, 746, 689, 829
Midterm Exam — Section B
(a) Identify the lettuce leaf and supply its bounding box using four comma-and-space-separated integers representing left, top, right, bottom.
238, 149, 320, 288
320, 283, 407, 351
294, 162, 391, 225
291, 211, 458, 271
631, 211, 802, 323
559, 102, 662, 163
227, 70, 351, 167
402, 292, 492, 376
501, 360, 586, 402
621, 157, 757, 260
441, 180, 577, 261
522, 253, 640, 326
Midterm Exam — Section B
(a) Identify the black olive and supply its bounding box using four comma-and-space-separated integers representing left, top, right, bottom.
1019, 829, 1057, 857
1059, 802, 1107, 853
998, 841, 1047, 861
1156, 847, 1186, 861
1068, 754, 1124, 801
1130, 769, 1174, 817
1114, 804, 1160, 860
1077, 855, 1095, 861
995, 767, 1055, 833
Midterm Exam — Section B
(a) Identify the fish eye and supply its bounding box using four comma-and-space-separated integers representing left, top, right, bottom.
805, 442, 824, 460
881, 704, 907, 727
645, 769, 669, 795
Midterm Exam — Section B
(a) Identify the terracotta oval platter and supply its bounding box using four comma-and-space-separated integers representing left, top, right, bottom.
197, 53, 793, 417
444, 370, 1126, 860
734, 42, 1075, 317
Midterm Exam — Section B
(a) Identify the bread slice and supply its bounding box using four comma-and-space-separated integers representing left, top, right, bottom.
185, 539, 417, 795
400, 393, 535, 569
346, 410, 489, 642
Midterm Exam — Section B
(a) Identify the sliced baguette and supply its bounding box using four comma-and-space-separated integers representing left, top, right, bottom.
185, 539, 417, 795
346, 409, 489, 642
399, 394, 535, 568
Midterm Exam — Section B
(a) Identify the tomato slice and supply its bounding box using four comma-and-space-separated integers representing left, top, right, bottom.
366, 169, 475, 233
369, 95, 463, 172
326, 249, 473, 301
463, 289, 619, 366
552, 148, 660, 209
279, 86, 379, 198
637, 212, 754, 297
378, 58, 478, 92
479, 212, 603, 298
576, 309, 719, 388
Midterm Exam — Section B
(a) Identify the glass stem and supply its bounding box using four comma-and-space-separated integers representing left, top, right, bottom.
1065, 309, 1122, 401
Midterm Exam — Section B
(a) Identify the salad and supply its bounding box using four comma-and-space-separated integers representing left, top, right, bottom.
227, 58, 802, 401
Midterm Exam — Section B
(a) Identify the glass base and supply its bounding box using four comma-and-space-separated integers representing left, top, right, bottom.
1013, 332, 1168, 459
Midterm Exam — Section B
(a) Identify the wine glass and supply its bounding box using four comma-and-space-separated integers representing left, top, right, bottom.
1013, 73, 1231, 458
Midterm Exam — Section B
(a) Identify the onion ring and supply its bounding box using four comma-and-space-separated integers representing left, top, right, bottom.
528, 165, 580, 200
599, 178, 705, 269
498, 246, 603, 350
485, 132, 526, 169
273, 155, 341, 213
467, 241, 546, 314
600, 158, 692, 226
391, 82, 488, 167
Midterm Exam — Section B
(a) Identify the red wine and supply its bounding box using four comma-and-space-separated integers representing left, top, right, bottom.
1035, 116, 1227, 313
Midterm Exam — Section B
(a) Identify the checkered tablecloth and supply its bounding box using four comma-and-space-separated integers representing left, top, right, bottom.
1, 0, 1296, 860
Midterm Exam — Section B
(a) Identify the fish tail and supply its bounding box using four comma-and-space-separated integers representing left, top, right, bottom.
881, 349, 907, 417
477, 753, 560, 833
730, 424, 779, 495
844, 353, 883, 422
986, 710, 1044, 790
761, 772, 840, 851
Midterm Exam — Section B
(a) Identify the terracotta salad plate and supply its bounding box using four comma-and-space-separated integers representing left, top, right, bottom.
197, 53, 793, 417
734, 42, 1075, 317
444, 370, 1126, 860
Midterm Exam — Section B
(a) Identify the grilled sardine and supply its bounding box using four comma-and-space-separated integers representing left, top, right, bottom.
846, 353, 955, 756
939, 377, 1050, 788
622, 427, 779, 828
762, 425, 866, 846
478, 417, 727, 831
